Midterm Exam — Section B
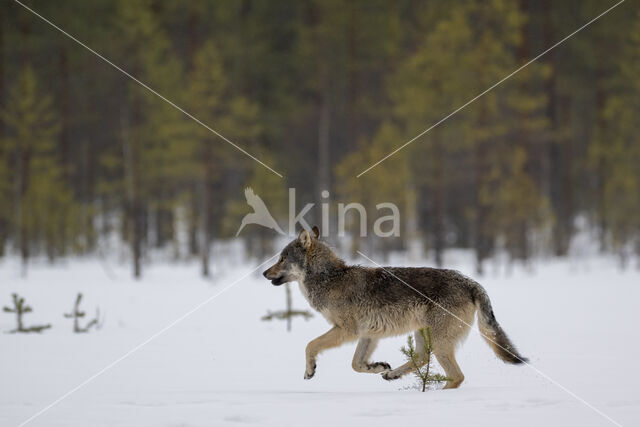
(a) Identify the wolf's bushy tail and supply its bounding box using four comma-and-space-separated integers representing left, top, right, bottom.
471, 283, 527, 364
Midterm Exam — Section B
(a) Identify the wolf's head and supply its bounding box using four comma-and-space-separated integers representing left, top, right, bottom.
262, 226, 321, 286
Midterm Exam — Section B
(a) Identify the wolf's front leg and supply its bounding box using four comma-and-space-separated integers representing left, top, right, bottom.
304, 327, 353, 379
352, 338, 391, 373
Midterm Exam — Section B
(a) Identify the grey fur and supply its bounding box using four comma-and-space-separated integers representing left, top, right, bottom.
263, 229, 527, 389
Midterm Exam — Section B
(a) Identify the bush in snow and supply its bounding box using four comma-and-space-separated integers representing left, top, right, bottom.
63, 293, 101, 333
3, 293, 51, 333
261, 283, 312, 331
401, 327, 448, 392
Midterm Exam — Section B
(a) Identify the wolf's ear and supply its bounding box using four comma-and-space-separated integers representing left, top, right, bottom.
298, 229, 312, 249
311, 226, 320, 238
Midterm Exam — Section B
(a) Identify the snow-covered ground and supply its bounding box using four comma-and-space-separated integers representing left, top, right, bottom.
1, 251, 639, 426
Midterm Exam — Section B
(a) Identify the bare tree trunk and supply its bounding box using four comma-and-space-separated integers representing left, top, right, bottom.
80, 139, 95, 252
285, 283, 292, 332
121, 109, 141, 278
317, 87, 330, 206
346, 0, 358, 152
200, 148, 212, 277
595, 83, 608, 251
188, 191, 199, 256
14, 134, 30, 275
16, 16, 31, 276
0, 12, 5, 256
200, 182, 210, 277
543, 0, 573, 256
433, 140, 445, 267
515, 7, 532, 263
474, 108, 490, 276
404, 179, 419, 261
541, 0, 554, 204
58, 49, 71, 185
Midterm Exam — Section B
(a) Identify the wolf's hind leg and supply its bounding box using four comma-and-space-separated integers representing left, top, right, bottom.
305, 327, 354, 379
434, 348, 464, 389
352, 338, 391, 373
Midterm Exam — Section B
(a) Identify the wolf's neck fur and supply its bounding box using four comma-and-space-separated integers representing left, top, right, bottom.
305, 241, 347, 281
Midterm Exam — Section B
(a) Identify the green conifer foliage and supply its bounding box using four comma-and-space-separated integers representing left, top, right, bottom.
401, 327, 448, 392
63, 293, 100, 333
2, 66, 78, 270
261, 283, 312, 332
591, 9, 640, 264
3, 293, 51, 333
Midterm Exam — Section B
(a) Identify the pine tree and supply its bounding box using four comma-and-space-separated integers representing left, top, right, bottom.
100, 0, 186, 277
232, 150, 287, 258
63, 293, 100, 333
261, 283, 313, 332
548, 1, 633, 256
335, 122, 410, 257
3, 293, 51, 333
391, 0, 551, 271
592, 9, 640, 265
0, 127, 10, 257
401, 327, 448, 392
487, 146, 551, 265
390, 8, 471, 264
186, 40, 264, 268
1, 0, 637, 269
1, 66, 78, 271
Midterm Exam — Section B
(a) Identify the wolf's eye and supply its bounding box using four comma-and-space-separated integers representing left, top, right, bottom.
279, 256, 284, 263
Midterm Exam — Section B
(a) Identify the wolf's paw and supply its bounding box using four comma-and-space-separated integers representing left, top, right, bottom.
367, 362, 392, 373
304, 363, 316, 380
382, 371, 402, 381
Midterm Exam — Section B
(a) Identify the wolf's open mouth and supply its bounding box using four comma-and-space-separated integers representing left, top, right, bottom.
271, 277, 285, 286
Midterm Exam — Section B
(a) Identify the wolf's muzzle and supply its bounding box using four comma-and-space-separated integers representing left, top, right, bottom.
270, 276, 285, 286
263, 269, 284, 286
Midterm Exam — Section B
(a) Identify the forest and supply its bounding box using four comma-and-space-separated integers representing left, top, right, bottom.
1, 0, 639, 277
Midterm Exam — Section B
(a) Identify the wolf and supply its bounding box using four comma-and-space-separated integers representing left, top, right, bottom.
263, 227, 527, 389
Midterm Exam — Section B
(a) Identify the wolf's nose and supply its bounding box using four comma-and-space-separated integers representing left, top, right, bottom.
262, 270, 268, 278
